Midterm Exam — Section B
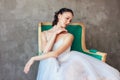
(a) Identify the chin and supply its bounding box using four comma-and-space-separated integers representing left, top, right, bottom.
61, 25, 66, 28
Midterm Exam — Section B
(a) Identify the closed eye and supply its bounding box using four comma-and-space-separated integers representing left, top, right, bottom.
66, 18, 69, 20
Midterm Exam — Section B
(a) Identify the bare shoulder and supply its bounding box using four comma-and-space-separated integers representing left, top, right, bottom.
61, 33, 74, 46
41, 31, 48, 37
64, 33, 74, 41
41, 31, 47, 41
41, 31, 46, 34
66, 33, 74, 39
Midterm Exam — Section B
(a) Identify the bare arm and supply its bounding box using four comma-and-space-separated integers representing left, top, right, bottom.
42, 31, 57, 53
24, 33, 73, 74
24, 28, 68, 74
51, 33, 74, 57
42, 28, 67, 53
23, 32, 57, 74
32, 33, 74, 61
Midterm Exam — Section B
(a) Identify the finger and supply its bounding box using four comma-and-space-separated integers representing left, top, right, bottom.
24, 67, 29, 74
60, 29, 67, 32
62, 28, 67, 31
24, 66, 28, 73
24, 68, 27, 74
24, 64, 30, 74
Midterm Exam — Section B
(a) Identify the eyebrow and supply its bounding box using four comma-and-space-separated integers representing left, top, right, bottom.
66, 16, 72, 18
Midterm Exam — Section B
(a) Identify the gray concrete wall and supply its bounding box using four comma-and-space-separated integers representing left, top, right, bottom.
0, 0, 120, 80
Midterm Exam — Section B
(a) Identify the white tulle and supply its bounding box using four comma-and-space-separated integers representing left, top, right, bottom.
36, 38, 120, 80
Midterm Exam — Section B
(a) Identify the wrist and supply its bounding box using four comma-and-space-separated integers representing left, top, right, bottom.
31, 57, 35, 61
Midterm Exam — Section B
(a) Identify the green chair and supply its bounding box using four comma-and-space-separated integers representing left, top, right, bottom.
38, 22, 107, 62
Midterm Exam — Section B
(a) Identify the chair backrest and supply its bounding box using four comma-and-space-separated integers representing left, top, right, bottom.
39, 22, 87, 53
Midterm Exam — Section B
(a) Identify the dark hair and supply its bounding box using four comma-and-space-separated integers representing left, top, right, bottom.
52, 8, 74, 26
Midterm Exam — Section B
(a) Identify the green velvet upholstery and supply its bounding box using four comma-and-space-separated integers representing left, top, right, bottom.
40, 23, 106, 61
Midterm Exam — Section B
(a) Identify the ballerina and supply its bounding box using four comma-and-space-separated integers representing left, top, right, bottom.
24, 8, 120, 80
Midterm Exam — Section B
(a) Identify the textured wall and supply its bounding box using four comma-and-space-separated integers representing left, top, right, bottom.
0, 0, 120, 80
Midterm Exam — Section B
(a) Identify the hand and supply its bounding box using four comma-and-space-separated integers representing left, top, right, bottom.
24, 57, 34, 74
54, 27, 67, 35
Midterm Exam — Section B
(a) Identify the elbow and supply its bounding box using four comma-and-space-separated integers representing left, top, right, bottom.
52, 54, 59, 58
49, 51, 59, 58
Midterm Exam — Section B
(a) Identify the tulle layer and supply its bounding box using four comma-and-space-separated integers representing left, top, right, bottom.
36, 51, 120, 80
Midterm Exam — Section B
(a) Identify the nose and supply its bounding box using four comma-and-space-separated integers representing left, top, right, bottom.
66, 20, 70, 24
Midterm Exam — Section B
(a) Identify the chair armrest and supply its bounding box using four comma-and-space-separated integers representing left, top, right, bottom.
83, 49, 107, 62
96, 51, 107, 62
89, 49, 98, 53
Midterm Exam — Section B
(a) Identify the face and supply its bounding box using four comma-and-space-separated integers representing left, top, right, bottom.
58, 12, 73, 28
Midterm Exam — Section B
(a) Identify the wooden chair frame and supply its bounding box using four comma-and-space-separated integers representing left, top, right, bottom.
38, 22, 107, 62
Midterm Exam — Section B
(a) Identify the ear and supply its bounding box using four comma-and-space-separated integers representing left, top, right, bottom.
58, 14, 62, 19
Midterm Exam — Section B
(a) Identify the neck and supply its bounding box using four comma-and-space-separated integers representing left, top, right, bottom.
53, 23, 62, 30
